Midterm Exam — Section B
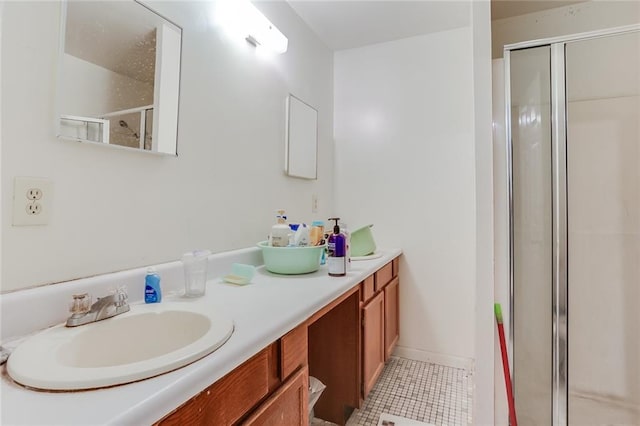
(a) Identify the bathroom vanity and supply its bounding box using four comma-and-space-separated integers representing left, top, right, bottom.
0, 248, 401, 425
158, 256, 400, 425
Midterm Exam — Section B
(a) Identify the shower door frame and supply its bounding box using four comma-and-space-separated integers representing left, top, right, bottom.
504, 23, 640, 426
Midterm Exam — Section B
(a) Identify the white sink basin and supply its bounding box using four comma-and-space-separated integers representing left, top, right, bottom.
7, 302, 234, 391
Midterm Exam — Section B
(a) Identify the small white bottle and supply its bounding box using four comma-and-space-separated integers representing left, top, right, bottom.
270, 209, 290, 247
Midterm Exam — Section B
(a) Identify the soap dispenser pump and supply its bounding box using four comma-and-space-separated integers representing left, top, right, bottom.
270, 209, 290, 247
327, 217, 346, 277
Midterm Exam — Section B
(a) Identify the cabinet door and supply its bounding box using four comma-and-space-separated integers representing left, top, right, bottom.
384, 277, 399, 360
362, 291, 385, 398
242, 366, 309, 426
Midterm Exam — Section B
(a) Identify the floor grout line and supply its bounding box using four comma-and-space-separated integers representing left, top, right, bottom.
345, 356, 473, 426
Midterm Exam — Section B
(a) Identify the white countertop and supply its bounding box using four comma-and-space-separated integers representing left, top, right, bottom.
0, 248, 401, 426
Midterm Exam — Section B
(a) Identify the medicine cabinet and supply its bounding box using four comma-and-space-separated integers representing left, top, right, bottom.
56, 0, 182, 155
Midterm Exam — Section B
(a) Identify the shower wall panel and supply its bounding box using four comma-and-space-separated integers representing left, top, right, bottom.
566, 31, 640, 425
509, 45, 553, 426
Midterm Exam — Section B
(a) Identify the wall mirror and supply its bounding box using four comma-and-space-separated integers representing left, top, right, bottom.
285, 94, 318, 179
57, 1, 182, 155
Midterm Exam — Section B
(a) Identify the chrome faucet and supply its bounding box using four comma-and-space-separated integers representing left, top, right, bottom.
66, 287, 130, 327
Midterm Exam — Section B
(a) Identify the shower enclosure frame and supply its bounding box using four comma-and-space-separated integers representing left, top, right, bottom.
504, 23, 640, 426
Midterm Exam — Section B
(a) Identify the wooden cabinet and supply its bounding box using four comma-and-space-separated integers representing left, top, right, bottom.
158, 346, 273, 426
362, 291, 385, 397
374, 262, 393, 292
158, 324, 308, 426
158, 255, 400, 426
280, 325, 308, 380
308, 287, 360, 425
242, 366, 308, 426
362, 275, 375, 303
384, 277, 399, 360
360, 258, 400, 399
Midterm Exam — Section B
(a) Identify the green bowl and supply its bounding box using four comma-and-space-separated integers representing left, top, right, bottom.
350, 224, 376, 257
257, 241, 325, 275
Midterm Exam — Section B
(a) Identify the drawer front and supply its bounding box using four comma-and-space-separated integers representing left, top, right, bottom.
361, 275, 375, 303
374, 262, 393, 292
159, 347, 271, 425
392, 257, 399, 278
241, 366, 309, 426
280, 323, 308, 380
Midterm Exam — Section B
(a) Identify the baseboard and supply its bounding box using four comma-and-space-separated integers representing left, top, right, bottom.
392, 345, 474, 371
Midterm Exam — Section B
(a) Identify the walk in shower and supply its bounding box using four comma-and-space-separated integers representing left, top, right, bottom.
505, 26, 640, 425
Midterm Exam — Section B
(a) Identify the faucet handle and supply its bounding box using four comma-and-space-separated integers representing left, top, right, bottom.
115, 286, 128, 307
69, 293, 91, 315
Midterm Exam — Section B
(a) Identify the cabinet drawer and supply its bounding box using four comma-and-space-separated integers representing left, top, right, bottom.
361, 275, 375, 303
392, 257, 399, 278
158, 347, 272, 425
241, 366, 309, 426
280, 323, 308, 380
374, 262, 393, 292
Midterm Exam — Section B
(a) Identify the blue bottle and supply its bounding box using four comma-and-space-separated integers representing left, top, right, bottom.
327, 218, 346, 277
145, 267, 162, 303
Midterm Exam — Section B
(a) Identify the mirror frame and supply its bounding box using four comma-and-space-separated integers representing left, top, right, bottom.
284, 94, 318, 180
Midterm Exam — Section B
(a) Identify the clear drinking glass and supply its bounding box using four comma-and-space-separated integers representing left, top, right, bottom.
181, 250, 211, 297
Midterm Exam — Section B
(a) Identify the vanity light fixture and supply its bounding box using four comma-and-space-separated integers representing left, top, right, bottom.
216, 0, 288, 54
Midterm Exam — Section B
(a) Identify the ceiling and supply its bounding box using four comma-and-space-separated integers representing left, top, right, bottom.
491, 0, 586, 20
65, 1, 162, 84
286, 0, 589, 51
287, 1, 471, 51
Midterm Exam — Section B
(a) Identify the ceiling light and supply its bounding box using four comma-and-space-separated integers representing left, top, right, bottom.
216, 0, 288, 54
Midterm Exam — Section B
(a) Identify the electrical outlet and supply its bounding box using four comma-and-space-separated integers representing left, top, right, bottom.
27, 188, 43, 200
13, 177, 53, 226
26, 202, 42, 215
311, 194, 318, 213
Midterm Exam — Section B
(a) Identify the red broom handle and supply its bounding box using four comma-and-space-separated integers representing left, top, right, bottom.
495, 303, 518, 426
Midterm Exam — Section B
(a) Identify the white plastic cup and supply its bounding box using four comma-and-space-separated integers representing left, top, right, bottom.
182, 250, 211, 297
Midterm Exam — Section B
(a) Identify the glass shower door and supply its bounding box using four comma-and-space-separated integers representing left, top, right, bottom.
509, 45, 553, 426
565, 31, 640, 425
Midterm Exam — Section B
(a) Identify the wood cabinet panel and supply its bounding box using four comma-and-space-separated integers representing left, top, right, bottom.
392, 257, 399, 278
308, 291, 361, 425
361, 275, 375, 303
362, 291, 385, 398
158, 346, 272, 426
374, 262, 393, 292
241, 366, 309, 426
384, 277, 400, 360
280, 323, 308, 380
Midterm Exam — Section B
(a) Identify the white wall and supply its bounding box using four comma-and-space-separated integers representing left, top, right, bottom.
61, 54, 154, 115
471, 1, 494, 424
334, 26, 477, 363
1, 1, 334, 292
491, 58, 509, 426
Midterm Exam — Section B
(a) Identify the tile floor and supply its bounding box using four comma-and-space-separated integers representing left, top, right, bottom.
345, 357, 473, 426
